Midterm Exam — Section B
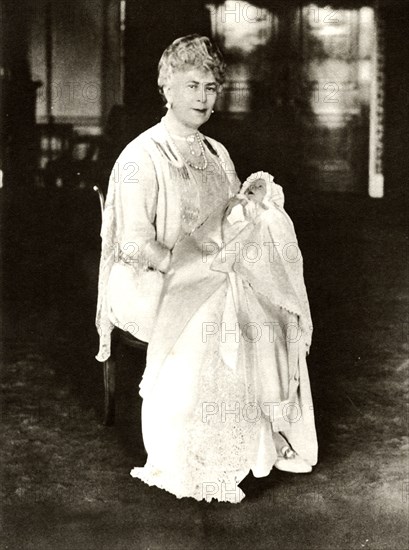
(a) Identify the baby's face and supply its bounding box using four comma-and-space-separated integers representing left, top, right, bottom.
244, 178, 266, 203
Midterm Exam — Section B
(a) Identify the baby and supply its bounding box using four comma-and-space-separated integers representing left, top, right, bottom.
220, 170, 312, 353
225, 171, 285, 226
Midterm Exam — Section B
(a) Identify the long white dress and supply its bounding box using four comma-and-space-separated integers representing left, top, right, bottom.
131, 162, 317, 503
95, 120, 318, 503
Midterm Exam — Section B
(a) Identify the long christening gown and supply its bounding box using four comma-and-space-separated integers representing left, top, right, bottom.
126, 127, 318, 503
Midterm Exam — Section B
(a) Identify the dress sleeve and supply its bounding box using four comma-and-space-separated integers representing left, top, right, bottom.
114, 143, 171, 272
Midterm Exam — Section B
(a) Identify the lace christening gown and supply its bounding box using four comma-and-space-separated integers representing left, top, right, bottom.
127, 129, 318, 503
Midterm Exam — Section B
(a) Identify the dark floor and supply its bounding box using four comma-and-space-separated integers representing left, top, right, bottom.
1, 187, 409, 549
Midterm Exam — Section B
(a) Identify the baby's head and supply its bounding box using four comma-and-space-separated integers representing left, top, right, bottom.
241, 171, 280, 207
243, 178, 267, 204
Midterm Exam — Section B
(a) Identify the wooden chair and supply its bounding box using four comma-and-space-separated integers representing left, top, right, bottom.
93, 185, 148, 426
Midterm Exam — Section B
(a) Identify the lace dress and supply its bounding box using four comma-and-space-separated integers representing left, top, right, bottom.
130, 134, 318, 503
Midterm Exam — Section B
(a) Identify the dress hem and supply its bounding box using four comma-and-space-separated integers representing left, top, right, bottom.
130, 465, 249, 504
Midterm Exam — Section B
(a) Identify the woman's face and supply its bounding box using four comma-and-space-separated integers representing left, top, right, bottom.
164, 67, 218, 131
244, 179, 267, 203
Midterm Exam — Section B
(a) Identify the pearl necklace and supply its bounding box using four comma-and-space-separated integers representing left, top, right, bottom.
167, 131, 208, 171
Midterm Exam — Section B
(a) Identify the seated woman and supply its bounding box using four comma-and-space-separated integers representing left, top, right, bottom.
96, 35, 318, 503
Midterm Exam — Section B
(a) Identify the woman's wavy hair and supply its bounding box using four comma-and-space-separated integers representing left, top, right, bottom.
158, 34, 225, 100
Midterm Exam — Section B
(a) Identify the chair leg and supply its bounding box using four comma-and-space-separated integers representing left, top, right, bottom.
103, 357, 116, 426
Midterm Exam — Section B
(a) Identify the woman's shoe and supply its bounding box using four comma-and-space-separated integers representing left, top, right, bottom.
274, 445, 312, 473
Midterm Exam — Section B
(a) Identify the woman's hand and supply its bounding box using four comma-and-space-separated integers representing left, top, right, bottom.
143, 240, 172, 273
224, 195, 248, 217
156, 248, 172, 273
242, 200, 268, 222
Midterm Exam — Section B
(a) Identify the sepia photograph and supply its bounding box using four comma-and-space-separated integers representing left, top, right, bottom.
1, 0, 408, 548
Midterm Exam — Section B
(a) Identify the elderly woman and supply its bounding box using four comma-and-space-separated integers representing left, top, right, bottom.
96, 35, 318, 503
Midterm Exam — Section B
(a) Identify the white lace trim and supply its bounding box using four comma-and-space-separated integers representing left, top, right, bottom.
130, 463, 247, 503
